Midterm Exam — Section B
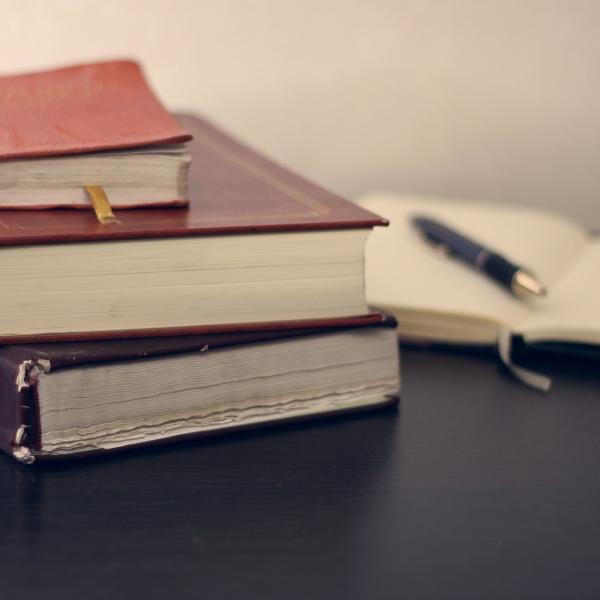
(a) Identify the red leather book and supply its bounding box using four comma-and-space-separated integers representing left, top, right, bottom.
0, 315, 400, 463
0, 61, 192, 208
0, 114, 387, 343
0, 60, 191, 160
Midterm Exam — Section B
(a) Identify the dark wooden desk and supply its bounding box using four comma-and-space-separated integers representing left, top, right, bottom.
1, 346, 599, 599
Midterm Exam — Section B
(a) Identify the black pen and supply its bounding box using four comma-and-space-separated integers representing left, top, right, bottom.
411, 215, 547, 299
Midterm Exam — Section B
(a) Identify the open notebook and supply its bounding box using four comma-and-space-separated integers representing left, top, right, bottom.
357, 193, 599, 348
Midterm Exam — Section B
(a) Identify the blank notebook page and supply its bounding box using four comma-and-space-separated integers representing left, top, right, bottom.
518, 242, 600, 343
357, 193, 588, 333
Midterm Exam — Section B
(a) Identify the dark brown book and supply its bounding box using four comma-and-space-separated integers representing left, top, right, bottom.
0, 114, 386, 343
0, 315, 400, 463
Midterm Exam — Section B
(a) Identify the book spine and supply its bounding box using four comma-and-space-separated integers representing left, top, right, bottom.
0, 354, 43, 464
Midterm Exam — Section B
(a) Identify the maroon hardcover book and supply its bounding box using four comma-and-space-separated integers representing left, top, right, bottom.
0, 315, 400, 463
0, 114, 387, 343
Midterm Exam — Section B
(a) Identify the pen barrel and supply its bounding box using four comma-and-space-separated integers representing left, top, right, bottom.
416, 218, 483, 265
479, 253, 518, 288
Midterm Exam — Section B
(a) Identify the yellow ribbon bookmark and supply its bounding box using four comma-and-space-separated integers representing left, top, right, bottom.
84, 185, 118, 224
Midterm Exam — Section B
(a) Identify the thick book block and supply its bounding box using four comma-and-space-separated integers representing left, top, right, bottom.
0, 115, 386, 343
0, 316, 400, 463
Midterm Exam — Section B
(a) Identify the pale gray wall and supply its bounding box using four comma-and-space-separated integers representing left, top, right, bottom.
3, 0, 600, 223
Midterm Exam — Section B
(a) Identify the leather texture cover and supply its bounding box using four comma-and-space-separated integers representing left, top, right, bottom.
0, 114, 387, 246
0, 60, 191, 160
0, 315, 397, 460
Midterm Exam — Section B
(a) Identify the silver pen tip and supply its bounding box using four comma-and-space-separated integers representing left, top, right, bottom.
511, 270, 547, 298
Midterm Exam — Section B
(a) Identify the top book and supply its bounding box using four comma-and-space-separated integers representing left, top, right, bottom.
0, 60, 192, 208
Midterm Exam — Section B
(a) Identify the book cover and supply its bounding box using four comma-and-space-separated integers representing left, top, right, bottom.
0, 114, 386, 246
0, 60, 191, 160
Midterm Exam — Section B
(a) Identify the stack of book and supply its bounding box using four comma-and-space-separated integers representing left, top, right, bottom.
0, 61, 400, 464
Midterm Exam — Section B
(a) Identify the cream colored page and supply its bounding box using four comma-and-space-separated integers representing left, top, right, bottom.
517, 241, 600, 343
357, 193, 588, 330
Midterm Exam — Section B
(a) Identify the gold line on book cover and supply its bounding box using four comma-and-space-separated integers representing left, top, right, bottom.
191, 127, 332, 219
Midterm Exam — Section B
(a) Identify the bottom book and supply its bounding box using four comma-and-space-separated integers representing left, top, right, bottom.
0, 316, 400, 463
